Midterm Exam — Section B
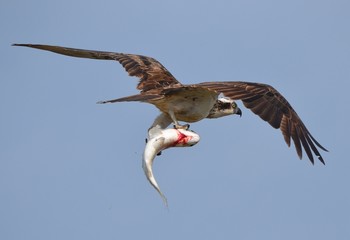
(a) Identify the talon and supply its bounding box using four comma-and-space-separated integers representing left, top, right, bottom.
157, 151, 162, 156
173, 124, 190, 130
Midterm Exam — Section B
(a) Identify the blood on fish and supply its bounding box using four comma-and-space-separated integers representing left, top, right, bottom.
172, 130, 192, 146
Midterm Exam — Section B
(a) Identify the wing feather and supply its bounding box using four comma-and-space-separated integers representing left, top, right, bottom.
258, 103, 278, 125
290, 123, 303, 160
280, 115, 292, 147
197, 81, 328, 164
271, 104, 283, 127
12, 44, 182, 92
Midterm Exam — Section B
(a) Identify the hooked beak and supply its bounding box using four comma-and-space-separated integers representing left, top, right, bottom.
235, 107, 242, 117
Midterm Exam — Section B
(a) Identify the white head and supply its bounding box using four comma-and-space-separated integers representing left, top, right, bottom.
207, 97, 242, 119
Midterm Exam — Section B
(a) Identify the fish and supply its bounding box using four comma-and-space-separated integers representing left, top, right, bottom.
143, 127, 200, 206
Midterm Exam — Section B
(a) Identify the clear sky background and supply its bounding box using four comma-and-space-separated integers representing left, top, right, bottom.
1, 1, 349, 239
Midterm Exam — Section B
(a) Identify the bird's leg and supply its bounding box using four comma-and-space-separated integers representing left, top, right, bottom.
145, 113, 173, 157
168, 110, 190, 130
148, 113, 173, 138
173, 124, 190, 130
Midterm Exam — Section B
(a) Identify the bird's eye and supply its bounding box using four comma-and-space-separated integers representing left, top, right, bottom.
231, 102, 237, 108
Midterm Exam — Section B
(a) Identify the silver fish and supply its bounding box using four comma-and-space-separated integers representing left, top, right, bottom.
143, 128, 200, 206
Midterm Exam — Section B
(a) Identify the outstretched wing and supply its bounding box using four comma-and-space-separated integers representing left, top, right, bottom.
13, 44, 182, 92
197, 81, 328, 164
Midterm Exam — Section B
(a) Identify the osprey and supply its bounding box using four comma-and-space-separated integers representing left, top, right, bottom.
13, 44, 328, 164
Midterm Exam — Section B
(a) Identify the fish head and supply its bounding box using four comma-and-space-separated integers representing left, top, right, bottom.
172, 129, 200, 147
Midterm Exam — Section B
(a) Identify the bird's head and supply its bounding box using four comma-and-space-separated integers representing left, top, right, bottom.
207, 97, 242, 119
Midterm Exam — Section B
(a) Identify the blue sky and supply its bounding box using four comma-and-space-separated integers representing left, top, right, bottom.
1, 0, 349, 239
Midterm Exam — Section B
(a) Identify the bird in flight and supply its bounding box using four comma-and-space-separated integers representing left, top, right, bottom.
13, 44, 328, 164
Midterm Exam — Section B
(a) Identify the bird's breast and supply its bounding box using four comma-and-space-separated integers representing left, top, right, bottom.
150, 87, 218, 122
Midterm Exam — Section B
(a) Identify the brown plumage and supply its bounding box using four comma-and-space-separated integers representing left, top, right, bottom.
13, 44, 182, 92
13, 43, 328, 164
197, 81, 328, 164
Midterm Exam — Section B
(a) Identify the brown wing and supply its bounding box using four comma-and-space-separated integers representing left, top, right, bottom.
197, 81, 328, 164
12, 44, 182, 92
